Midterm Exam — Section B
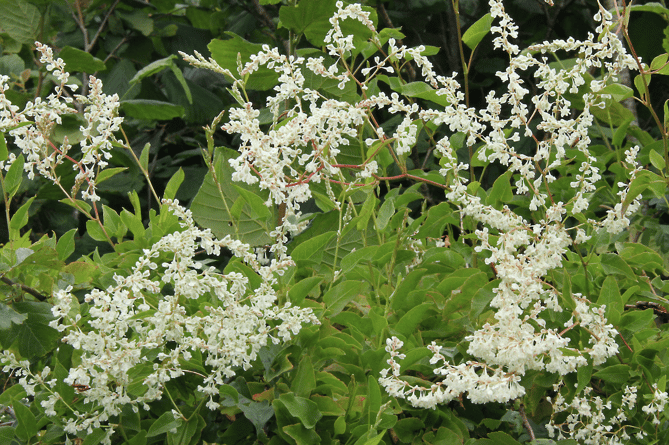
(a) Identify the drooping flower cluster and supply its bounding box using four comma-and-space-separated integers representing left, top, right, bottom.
546, 383, 668, 444
3, 200, 319, 439
0, 42, 122, 203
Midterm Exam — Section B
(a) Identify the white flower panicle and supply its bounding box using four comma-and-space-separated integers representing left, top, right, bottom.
2, 200, 319, 437
0, 42, 122, 203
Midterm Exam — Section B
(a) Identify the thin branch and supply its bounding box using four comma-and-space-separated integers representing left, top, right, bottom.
0, 276, 48, 301
519, 405, 536, 442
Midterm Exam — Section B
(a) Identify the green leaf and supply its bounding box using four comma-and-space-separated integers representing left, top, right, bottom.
376, 199, 394, 231
96, 167, 128, 185
0, 0, 40, 44
167, 414, 203, 445
334, 416, 346, 435
11, 302, 58, 358
56, 228, 77, 261
277, 393, 322, 429
593, 364, 630, 384
394, 303, 435, 337
598, 83, 634, 101
82, 429, 107, 445
4, 154, 24, 200
598, 275, 623, 317
147, 411, 182, 437
0, 303, 27, 330
292, 232, 336, 266
462, 13, 493, 51
59, 46, 106, 73
282, 423, 321, 445
139, 142, 151, 172
288, 276, 323, 305
209, 33, 280, 91
291, 357, 316, 398
239, 401, 274, 435
121, 100, 184, 120
163, 168, 185, 201
220, 384, 239, 404
485, 431, 522, 444
190, 147, 278, 246
13, 401, 37, 442
634, 73, 651, 98
117, 9, 154, 36
649, 148, 666, 170
0, 132, 6, 161
600, 253, 636, 281
487, 170, 513, 208
323, 280, 368, 317
86, 219, 108, 242
103, 205, 126, 240
9, 196, 33, 240
279, 0, 337, 41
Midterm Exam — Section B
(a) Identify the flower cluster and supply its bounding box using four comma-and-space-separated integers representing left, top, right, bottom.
0, 42, 121, 203
3, 200, 319, 440
547, 383, 668, 444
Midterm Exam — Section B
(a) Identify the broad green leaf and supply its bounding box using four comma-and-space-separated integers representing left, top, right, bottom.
291, 357, 316, 398
485, 431, 522, 444
376, 75, 450, 107
649, 148, 666, 170
9, 302, 58, 358
393, 302, 435, 337
147, 411, 182, 437
9, 196, 33, 240
82, 429, 107, 445
117, 9, 154, 36
600, 253, 636, 281
593, 364, 630, 384
239, 401, 274, 435
59, 197, 92, 215
287, 276, 323, 305
13, 401, 37, 442
139, 142, 151, 172
0, 303, 27, 330
103, 205, 126, 240
56, 228, 77, 261
97, 167, 128, 185
209, 34, 280, 91
121, 100, 184, 120
292, 231, 336, 265
598, 275, 623, 317
131, 56, 179, 85
652, 53, 669, 73
282, 423, 321, 445
4, 153, 24, 200
277, 393, 322, 429
59, 46, 106, 73
0, 0, 40, 44
163, 168, 185, 201
167, 414, 204, 445
376, 199, 394, 231
634, 73, 651, 98
340, 245, 377, 274
619, 309, 654, 333
598, 83, 634, 101
323, 280, 368, 317
487, 170, 513, 208
279, 0, 337, 41
462, 13, 493, 51
86, 219, 108, 242
190, 147, 278, 246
